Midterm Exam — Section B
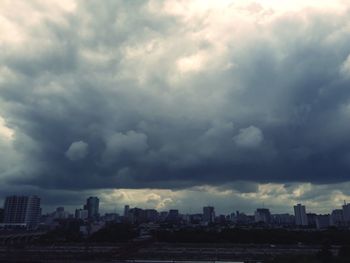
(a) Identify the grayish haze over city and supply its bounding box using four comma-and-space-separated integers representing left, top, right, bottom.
1, 0, 350, 214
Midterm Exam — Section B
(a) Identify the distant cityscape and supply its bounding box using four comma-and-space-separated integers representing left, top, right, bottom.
1, 195, 350, 234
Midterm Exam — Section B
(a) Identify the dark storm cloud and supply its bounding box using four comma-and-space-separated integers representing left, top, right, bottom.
1, 0, 350, 196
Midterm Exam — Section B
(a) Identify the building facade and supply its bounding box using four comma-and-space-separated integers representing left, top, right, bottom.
167, 209, 180, 222
85, 197, 99, 220
342, 202, 350, 223
124, 205, 130, 217
75, 209, 89, 220
294, 204, 308, 226
3, 195, 41, 228
330, 209, 344, 226
254, 208, 271, 223
203, 206, 215, 223
316, 214, 330, 229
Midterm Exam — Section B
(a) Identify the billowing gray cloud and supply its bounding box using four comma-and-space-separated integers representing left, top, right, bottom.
102, 131, 148, 164
65, 141, 89, 161
234, 126, 263, 148
1, 0, 350, 211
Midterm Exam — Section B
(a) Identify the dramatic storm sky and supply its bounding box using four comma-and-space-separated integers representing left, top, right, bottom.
2, 0, 350, 214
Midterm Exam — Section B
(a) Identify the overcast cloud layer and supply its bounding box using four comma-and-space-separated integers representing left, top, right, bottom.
1, 0, 350, 213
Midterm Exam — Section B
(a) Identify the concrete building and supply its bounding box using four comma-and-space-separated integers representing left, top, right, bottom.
216, 214, 227, 224
0, 208, 4, 223
272, 213, 295, 226
85, 197, 99, 220
103, 213, 119, 222
316, 214, 330, 229
124, 205, 130, 217
145, 209, 158, 222
342, 202, 350, 223
159, 211, 168, 222
230, 211, 253, 224
254, 208, 271, 223
3, 195, 41, 228
307, 213, 317, 227
189, 213, 203, 224
203, 206, 215, 223
128, 207, 146, 224
167, 209, 179, 222
53, 207, 70, 219
330, 209, 344, 226
294, 204, 308, 226
75, 209, 88, 220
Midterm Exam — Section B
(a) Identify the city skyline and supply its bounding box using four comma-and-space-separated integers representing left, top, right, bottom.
2, 1, 350, 213
1, 183, 349, 215
2, 195, 350, 261
2, 194, 350, 218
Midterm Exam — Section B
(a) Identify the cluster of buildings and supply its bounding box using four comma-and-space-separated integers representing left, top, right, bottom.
121, 203, 350, 230
249, 203, 350, 229
0, 195, 101, 231
292, 203, 350, 229
2, 195, 350, 232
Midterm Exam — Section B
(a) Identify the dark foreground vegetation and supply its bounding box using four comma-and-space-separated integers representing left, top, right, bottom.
36, 222, 138, 244
154, 227, 350, 245
32, 221, 350, 246
266, 244, 350, 263
3, 223, 350, 262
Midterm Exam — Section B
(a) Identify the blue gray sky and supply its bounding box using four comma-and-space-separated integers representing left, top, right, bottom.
1, 0, 350, 214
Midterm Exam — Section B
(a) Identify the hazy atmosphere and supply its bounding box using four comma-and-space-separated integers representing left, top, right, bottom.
1, 0, 350, 214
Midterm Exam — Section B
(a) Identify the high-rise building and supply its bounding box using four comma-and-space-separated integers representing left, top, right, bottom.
203, 206, 215, 223
316, 214, 330, 229
0, 208, 4, 223
330, 209, 343, 226
75, 209, 88, 220
124, 205, 130, 217
294, 204, 308, 226
167, 209, 179, 222
254, 208, 271, 223
342, 202, 350, 222
85, 197, 99, 220
145, 209, 158, 222
53, 207, 69, 219
233, 211, 252, 224
128, 207, 146, 224
3, 195, 41, 228
306, 213, 317, 227
159, 211, 168, 222
189, 213, 203, 224
272, 213, 295, 225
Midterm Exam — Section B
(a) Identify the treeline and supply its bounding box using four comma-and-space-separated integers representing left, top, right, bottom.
36, 222, 137, 244
89, 223, 137, 242
36, 222, 350, 246
266, 244, 350, 263
154, 228, 350, 245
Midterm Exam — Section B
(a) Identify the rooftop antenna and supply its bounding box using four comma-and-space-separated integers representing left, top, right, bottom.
344, 200, 347, 206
